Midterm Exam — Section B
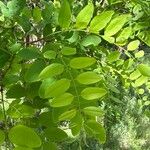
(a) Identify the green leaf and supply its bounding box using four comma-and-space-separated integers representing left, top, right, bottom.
70, 57, 96, 69
24, 60, 45, 82
44, 79, 70, 98
83, 106, 104, 117
33, 7, 41, 22
81, 87, 107, 100
84, 120, 106, 143
61, 47, 76, 55
0, 129, 5, 145
134, 76, 148, 87
17, 105, 35, 118
138, 31, 150, 47
127, 40, 140, 51
138, 64, 150, 77
45, 127, 68, 142
89, 11, 114, 33
130, 69, 141, 80
101, 36, 115, 43
42, 142, 57, 150
81, 35, 101, 47
17, 15, 31, 32
14, 147, 33, 150
107, 51, 120, 63
39, 63, 64, 80
10, 43, 22, 53
0, 1, 9, 17
70, 113, 83, 136
7, 0, 26, 18
8, 125, 41, 148
134, 50, 144, 58
76, 71, 102, 85
43, 51, 56, 60
58, 0, 71, 28
50, 93, 74, 107
104, 14, 130, 36
107, 84, 120, 93
110, 96, 123, 104
75, 3, 94, 29
18, 47, 40, 60
67, 31, 79, 43
39, 78, 55, 98
42, 2, 54, 23
59, 109, 76, 121
0, 50, 10, 69
6, 84, 25, 98
116, 26, 132, 45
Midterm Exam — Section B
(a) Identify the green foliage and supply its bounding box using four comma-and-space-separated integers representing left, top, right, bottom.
8, 125, 41, 148
0, 0, 150, 149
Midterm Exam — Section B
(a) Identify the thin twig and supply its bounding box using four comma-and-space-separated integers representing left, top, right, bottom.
21, 29, 89, 45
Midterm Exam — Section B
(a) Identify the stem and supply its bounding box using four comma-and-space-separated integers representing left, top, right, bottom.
22, 29, 89, 45
60, 57, 81, 113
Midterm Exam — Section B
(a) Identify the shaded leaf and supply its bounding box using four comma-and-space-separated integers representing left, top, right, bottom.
6, 84, 25, 98
0, 130, 5, 145
24, 60, 45, 82
84, 120, 106, 143
45, 127, 68, 142
58, 0, 71, 28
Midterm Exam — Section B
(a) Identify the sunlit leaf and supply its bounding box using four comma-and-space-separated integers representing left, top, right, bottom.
44, 79, 70, 98
81, 87, 107, 100
61, 47, 76, 55
138, 64, 150, 77
70, 57, 96, 69
59, 109, 76, 121
39, 63, 64, 80
75, 3, 94, 29
76, 71, 102, 85
83, 106, 104, 117
105, 14, 130, 36
81, 35, 101, 46
127, 40, 140, 51
8, 125, 41, 148
50, 93, 74, 107
90, 11, 114, 33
